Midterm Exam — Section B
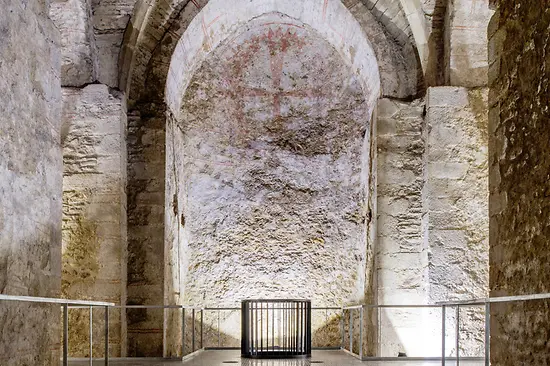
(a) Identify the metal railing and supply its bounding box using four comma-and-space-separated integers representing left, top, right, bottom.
342, 303, 486, 363
341, 292, 550, 365
439, 292, 550, 366
0, 294, 114, 366
2, 292, 550, 364
110, 305, 204, 358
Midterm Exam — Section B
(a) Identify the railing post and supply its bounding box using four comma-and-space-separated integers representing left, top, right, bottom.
104, 305, 109, 366
162, 307, 167, 358
181, 307, 185, 358
63, 304, 68, 366
456, 305, 460, 366
340, 308, 344, 350
359, 306, 364, 360
90, 305, 93, 366
192, 309, 196, 352
485, 302, 490, 366
349, 309, 353, 354
200, 309, 204, 349
442, 305, 446, 366
218, 309, 221, 348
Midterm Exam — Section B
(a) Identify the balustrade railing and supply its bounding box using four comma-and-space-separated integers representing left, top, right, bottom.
1, 293, 550, 364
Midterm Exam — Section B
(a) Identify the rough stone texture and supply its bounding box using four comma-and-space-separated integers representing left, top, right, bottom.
92, 0, 136, 87
426, 86, 489, 357
447, 0, 493, 87
164, 0, 382, 121
120, 0, 422, 107
61, 84, 128, 357
359, 0, 430, 73
172, 17, 374, 311
376, 97, 431, 357
488, 1, 550, 364
50, 0, 98, 86
0, 0, 62, 364
349, 2, 422, 98
50, 0, 135, 87
126, 106, 166, 357
375, 88, 489, 357
426, 87, 489, 302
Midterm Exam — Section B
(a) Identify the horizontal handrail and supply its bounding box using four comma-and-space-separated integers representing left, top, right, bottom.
438, 292, 550, 306
4, 292, 550, 365
0, 294, 114, 307
343, 304, 449, 309
114, 305, 202, 309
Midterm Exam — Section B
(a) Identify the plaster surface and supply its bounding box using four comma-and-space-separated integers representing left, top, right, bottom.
170, 15, 373, 314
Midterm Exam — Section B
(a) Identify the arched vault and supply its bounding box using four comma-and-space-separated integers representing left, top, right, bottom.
119, 0, 424, 108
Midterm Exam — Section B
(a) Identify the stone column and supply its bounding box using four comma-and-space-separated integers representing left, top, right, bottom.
425, 86, 489, 357
126, 106, 166, 357
376, 97, 431, 357
61, 84, 128, 357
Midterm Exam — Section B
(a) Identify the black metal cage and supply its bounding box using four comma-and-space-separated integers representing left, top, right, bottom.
241, 299, 312, 358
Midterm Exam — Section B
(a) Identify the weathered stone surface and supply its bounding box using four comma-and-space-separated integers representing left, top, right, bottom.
61, 84, 128, 357
426, 87, 489, 300
376, 88, 489, 357
488, 2, 550, 364
0, 0, 62, 364
426, 86, 489, 357
121, 0, 422, 107
126, 106, 166, 357
376, 97, 431, 356
50, 0, 98, 86
447, 0, 494, 87
92, 0, 137, 87
172, 17, 374, 314
0, 0, 505, 360
349, 2, 421, 98
50, 0, 134, 87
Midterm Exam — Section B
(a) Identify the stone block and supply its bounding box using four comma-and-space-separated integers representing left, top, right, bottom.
50, 0, 97, 86
428, 162, 469, 180
427, 87, 469, 108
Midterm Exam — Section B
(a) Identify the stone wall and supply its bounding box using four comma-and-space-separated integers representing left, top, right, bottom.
426, 86, 489, 357
126, 106, 166, 357
0, 0, 62, 364
172, 18, 374, 315
376, 87, 489, 357
488, 1, 550, 364
61, 85, 128, 357
376, 97, 431, 357
50, 0, 135, 87
446, 0, 493, 86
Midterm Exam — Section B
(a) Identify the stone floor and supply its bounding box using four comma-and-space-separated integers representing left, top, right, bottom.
69, 350, 484, 366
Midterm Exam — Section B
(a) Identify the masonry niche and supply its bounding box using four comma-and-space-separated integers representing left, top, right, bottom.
164, 14, 376, 343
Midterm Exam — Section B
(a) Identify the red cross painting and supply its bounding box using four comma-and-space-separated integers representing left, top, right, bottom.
221, 25, 327, 125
